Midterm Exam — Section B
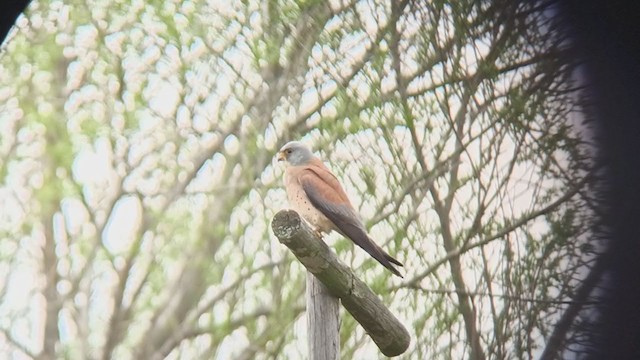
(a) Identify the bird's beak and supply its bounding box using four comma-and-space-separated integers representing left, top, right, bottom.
276, 151, 285, 162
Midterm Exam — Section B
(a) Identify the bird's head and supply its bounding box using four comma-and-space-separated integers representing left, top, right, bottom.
277, 141, 314, 166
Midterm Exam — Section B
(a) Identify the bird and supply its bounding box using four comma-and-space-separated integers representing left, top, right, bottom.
277, 141, 404, 277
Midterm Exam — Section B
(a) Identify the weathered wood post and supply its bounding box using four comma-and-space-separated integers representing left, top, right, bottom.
271, 210, 410, 358
307, 273, 340, 360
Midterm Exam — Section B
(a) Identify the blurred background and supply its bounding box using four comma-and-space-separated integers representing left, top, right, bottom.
0, 0, 606, 359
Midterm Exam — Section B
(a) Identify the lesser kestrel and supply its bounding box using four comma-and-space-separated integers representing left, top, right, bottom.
277, 141, 403, 277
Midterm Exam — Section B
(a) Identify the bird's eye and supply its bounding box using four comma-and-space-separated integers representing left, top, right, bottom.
286, 149, 292, 154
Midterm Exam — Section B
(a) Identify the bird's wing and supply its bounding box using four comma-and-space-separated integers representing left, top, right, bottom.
298, 162, 403, 277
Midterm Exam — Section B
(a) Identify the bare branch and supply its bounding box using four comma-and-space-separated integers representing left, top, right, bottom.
400, 173, 590, 289
0, 327, 36, 359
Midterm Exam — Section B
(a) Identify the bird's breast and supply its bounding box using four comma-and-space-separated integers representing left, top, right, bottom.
285, 175, 334, 233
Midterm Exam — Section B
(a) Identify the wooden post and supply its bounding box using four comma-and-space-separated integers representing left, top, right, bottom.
271, 210, 411, 358
307, 272, 340, 360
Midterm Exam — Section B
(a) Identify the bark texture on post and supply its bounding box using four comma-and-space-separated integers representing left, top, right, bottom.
307, 272, 340, 360
271, 210, 411, 357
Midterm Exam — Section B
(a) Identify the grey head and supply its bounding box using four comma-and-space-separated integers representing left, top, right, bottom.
277, 141, 314, 166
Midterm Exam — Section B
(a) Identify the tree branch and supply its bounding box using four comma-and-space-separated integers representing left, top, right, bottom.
271, 210, 410, 357
401, 173, 589, 290
0, 327, 36, 359
539, 252, 607, 360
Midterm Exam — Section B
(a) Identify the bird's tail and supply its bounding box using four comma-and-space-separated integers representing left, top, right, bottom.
370, 237, 404, 278
332, 223, 404, 277
385, 252, 403, 267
